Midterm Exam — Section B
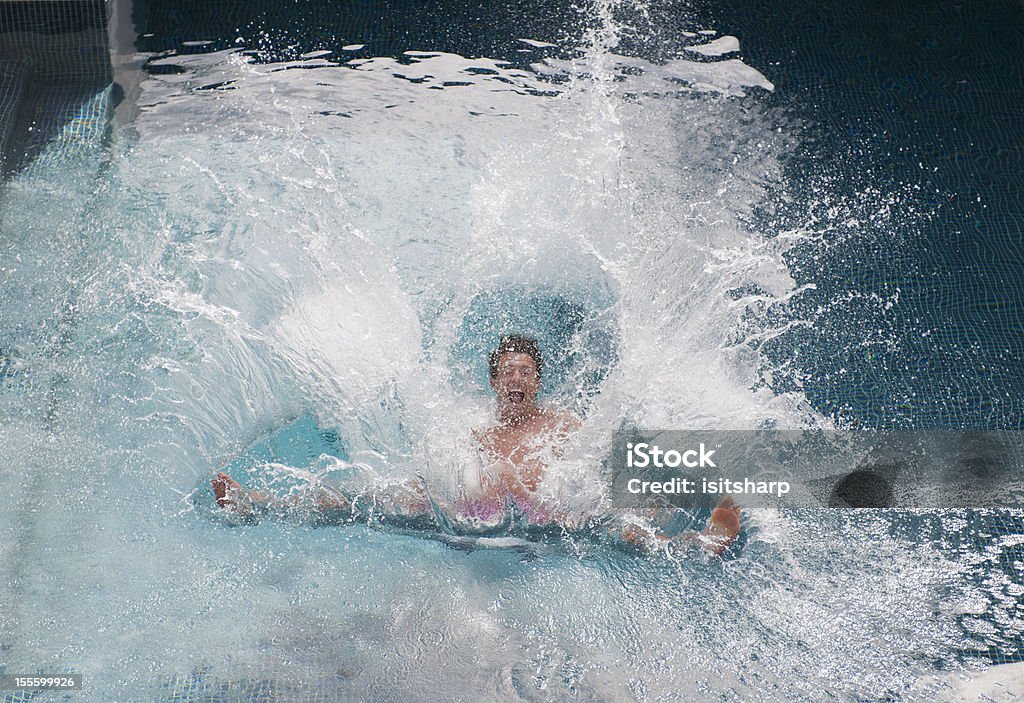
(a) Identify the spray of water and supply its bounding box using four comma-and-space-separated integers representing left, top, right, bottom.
2, 1, 1010, 700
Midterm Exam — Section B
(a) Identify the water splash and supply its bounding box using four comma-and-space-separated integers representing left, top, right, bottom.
4, 2, 1013, 700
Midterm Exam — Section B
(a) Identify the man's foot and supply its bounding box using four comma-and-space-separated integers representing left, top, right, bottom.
700, 496, 742, 555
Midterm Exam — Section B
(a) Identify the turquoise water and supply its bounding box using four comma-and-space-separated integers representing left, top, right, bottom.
1, 1, 1022, 701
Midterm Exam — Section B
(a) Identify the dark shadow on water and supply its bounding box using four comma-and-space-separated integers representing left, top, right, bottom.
0, 1, 112, 180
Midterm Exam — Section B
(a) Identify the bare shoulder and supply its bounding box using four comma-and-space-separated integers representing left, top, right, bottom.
541, 407, 581, 434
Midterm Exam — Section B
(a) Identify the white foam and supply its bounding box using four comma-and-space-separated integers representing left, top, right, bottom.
517, 38, 558, 48
275, 271, 423, 414
914, 663, 1024, 702
686, 35, 741, 56
535, 52, 773, 95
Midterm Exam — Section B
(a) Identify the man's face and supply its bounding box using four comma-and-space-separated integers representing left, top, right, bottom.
491, 352, 541, 417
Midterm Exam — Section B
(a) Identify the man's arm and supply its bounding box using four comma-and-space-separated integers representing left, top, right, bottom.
211, 471, 432, 521
616, 497, 742, 556
212, 472, 348, 515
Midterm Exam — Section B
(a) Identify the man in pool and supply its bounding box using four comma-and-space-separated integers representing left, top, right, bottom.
471, 334, 580, 513
212, 334, 741, 554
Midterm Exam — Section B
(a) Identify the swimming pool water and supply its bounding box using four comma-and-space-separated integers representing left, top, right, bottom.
1, 1, 1022, 701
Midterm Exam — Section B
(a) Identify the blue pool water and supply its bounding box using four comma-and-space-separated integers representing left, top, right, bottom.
0, 0, 1022, 701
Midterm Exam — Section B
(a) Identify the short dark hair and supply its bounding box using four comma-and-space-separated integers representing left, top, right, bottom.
489, 334, 543, 379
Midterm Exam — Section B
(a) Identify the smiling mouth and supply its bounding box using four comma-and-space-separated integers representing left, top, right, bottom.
508, 391, 525, 403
